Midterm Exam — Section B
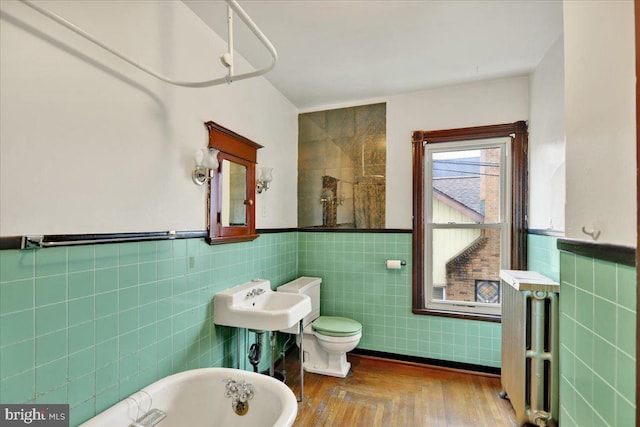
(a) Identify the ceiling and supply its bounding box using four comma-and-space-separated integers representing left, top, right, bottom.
184, 0, 563, 111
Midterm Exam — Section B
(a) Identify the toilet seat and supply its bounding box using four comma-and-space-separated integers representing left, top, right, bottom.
312, 316, 362, 337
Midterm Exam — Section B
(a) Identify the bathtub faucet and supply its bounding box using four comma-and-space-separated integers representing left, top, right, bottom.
224, 378, 255, 403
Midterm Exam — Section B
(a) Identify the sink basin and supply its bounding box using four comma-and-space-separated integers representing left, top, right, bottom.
213, 279, 311, 331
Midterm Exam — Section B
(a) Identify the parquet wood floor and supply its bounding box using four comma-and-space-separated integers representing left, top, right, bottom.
280, 352, 517, 427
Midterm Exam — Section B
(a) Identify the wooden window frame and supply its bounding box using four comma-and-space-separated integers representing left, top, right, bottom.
411, 121, 528, 322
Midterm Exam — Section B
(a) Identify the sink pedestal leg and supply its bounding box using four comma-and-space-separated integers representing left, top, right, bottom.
298, 319, 304, 402
270, 331, 276, 377
237, 329, 240, 369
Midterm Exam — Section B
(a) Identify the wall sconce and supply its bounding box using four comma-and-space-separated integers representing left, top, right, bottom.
256, 167, 273, 193
192, 147, 220, 186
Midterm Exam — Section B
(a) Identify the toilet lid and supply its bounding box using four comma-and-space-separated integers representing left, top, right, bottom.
312, 316, 362, 337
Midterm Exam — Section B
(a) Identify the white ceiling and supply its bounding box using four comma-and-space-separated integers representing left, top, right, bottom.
184, 0, 563, 111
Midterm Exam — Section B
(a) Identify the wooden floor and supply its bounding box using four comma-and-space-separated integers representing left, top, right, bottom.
279, 352, 517, 427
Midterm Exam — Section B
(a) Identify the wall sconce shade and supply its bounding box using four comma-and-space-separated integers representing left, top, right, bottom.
256, 167, 273, 193
192, 148, 220, 186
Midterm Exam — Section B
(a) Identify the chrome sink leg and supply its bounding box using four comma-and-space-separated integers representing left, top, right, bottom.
237, 328, 241, 370
298, 318, 304, 402
270, 331, 276, 377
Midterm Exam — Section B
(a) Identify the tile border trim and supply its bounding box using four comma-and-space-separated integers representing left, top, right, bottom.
352, 348, 501, 375
0, 228, 412, 250
557, 237, 636, 267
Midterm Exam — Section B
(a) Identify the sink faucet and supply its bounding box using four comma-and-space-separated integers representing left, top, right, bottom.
246, 288, 266, 298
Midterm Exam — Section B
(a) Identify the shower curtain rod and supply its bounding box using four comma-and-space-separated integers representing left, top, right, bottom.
19, 0, 278, 88
18, 230, 211, 249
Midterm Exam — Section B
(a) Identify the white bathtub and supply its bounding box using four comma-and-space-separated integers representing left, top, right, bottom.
79, 368, 297, 427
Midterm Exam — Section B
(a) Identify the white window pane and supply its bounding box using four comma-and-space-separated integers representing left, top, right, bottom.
432, 286, 445, 301
431, 228, 502, 305
431, 148, 501, 224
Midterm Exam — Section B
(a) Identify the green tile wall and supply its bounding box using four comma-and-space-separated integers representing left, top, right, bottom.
0, 232, 298, 426
559, 251, 636, 426
527, 233, 560, 282
8, 230, 622, 426
298, 232, 502, 367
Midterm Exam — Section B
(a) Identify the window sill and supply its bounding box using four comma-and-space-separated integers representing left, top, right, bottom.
412, 307, 501, 323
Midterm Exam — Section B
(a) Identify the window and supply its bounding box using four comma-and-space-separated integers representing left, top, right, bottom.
426, 140, 509, 316
411, 122, 528, 321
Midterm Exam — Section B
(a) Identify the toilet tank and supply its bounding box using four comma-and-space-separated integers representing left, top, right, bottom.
277, 277, 321, 331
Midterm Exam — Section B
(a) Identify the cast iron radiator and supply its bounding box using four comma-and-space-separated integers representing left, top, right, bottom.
499, 270, 560, 427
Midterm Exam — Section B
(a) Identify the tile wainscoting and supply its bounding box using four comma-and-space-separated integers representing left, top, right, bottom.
0, 232, 298, 425
298, 231, 502, 368
558, 240, 636, 426
2, 230, 634, 426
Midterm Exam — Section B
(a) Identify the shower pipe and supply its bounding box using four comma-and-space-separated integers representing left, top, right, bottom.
20, 231, 184, 249
18, 0, 278, 88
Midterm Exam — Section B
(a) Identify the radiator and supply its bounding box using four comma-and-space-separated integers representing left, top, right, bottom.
499, 270, 560, 427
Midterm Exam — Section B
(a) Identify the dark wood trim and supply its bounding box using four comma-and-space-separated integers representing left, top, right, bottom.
412, 307, 501, 323
0, 236, 24, 250
635, 0, 639, 417
207, 234, 260, 245
298, 228, 412, 234
557, 238, 636, 267
527, 229, 565, 237
412, 130, 426, 318
256, 228, 299, 234
0, 228, 416, 250
352, 348, 501, 376
416, 122, 523, 144
511, 121, 529, 270
205, 121, 261, 245
411, 122, 528, 318
0, 227, 565, 252
205, 121, 263, 162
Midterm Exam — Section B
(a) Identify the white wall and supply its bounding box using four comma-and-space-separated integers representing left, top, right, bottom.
529, 36, 565, 232
385, 76, 530, 229
304, 76, 530, 230
563, 0, 636, 247
0, 0, 298, 236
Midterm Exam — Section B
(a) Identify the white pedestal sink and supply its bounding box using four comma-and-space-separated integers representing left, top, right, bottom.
213, 279, 311, 403
213, 279, 311, 331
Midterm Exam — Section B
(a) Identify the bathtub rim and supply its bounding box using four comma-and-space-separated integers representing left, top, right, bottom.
79, 367, 298, 427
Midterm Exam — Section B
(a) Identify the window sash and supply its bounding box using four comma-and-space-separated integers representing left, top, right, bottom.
423, 139, 511, 316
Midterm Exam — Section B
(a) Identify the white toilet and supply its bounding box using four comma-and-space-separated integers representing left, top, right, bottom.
278, 277, 362, 378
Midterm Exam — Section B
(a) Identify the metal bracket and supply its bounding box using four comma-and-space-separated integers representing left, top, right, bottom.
21, 235, 43, 249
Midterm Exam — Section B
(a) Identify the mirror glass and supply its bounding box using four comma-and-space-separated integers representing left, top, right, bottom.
221, 159, 247, 227
298, 102, 387, 229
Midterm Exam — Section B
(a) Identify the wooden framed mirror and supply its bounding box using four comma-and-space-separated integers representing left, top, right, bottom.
205, 121, 262, 244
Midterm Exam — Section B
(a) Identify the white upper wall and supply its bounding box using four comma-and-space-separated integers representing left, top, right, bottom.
6, 1, 633, 245
563, 0, 636, 247
529, 36, 565, 232
304, 76, 530, 230
385, 76, 530, 229
0, 0, 298, 235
